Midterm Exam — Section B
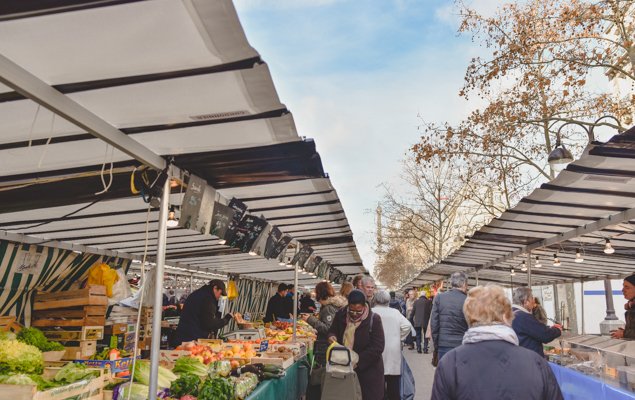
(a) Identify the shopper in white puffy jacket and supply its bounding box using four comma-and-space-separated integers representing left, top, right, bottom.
373, 290, 414, 400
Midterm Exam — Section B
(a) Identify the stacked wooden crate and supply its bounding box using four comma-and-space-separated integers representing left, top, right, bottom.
33, 285, 107, 359
138, 306, 154, 350
0, 316, 23, 334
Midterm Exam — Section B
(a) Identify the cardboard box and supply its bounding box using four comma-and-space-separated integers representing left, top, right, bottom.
73, 357, 137, 374
104, 323, 135, 335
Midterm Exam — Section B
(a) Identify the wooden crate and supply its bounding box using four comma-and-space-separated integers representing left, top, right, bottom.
0, 367, 104, 400
251, 352, 294, 369
43, 326, 104, 341
34, 285, 108, 310
0, 316, 23, 333
32, 306, 107, 327
63, 340, 97, 360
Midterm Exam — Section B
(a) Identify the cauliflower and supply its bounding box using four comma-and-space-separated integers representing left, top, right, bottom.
0, 339, 43, 375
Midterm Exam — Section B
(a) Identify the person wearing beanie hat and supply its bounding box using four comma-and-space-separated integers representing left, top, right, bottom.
611, 274, 635, 339
327, 289, 386, 400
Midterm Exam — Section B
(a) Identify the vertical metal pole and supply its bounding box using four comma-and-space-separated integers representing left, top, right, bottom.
603, 279, 618, 320
475, 270, 479, 286
581, 279, 586, 334
527, 251, 532, 288
148, 178, 170, 400
553, 284, 560, 322
189, 274, 193, 294
293, 265, 299, 342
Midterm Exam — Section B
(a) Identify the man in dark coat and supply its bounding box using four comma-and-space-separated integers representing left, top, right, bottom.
174, 279, 233, 345
411, 291, 433, 353
328, 290, 385, 400
511, 287, 562, 357
388, 291, 402, 312
431, 272, 469, 360
264, 283, 289, 322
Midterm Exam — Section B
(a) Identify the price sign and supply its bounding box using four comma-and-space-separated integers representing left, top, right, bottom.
259, 340, 269, 352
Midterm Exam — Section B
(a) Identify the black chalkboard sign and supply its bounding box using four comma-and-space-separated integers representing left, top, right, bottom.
210, 202, 235, 239
229, 214, 268, 253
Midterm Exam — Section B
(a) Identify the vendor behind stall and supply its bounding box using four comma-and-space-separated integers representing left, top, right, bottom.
264, 283, 290, 322
611, 274, 635, 339
173, 279, 234, 345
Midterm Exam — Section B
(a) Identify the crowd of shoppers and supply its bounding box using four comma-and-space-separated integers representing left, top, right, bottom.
431, 285, 564, 400
263, 269, 585, 399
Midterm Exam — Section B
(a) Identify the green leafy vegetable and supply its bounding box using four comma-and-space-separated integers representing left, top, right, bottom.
0, 331, 16, 341
207, 360, 231, 378
169, 373, 200, 398
0, 373, 37, 386
53, 362, 98, 384
173, 356, 207, 378
198, 377, 234, 400
117, 382, 151, 400
132, 360, 177, 389
17, 327, 65, 352
0, 339, 43, 375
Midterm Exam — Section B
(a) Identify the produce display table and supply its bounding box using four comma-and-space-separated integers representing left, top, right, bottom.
246, 358, 309, 400
549, 362, 635, 400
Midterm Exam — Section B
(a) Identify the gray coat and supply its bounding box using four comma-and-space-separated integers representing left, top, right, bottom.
307, 295, 347, 366
411, 295, 433, 328
431, 289, 468, 349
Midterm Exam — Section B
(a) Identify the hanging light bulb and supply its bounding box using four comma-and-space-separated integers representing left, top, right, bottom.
301, 269, 308, 275
285, 258, 293, 268
166, 206, 179, 228
248, 249, 258, 256
510, 268, 516, 276
218, 239, 226, 245
534, 256, 542, 268
575, 248, 584, 263
604, 239, 615, 254
521, 261, 527, 272
553, 253, 561, 267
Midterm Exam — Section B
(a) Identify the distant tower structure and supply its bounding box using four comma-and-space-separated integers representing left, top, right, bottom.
376, 204, 384, 255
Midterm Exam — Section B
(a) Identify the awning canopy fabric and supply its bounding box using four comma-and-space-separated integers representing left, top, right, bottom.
402, 125, 635, 289
0, 0, 366, 284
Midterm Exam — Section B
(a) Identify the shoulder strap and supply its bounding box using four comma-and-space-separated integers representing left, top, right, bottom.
368, 310, 374, 333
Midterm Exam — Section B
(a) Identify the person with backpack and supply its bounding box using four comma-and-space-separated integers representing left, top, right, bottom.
328, 290, 385, 400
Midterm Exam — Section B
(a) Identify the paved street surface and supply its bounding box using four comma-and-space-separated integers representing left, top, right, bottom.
402, 347, 435, 400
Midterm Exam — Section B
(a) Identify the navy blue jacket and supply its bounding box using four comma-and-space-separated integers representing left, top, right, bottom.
512, 306, 561, 357
174, 284, 230, 344
431, 340, 563, 400
431, 289, 468, 348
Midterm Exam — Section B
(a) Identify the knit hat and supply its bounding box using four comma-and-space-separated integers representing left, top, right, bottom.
348, 289, 367, 305
625, 275, 635, 287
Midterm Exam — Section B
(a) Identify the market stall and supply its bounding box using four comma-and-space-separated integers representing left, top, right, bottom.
399, 123, 635, 398
0, 0, 366, 398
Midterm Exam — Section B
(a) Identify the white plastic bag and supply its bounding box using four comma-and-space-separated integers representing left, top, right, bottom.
109, 268, 133, 305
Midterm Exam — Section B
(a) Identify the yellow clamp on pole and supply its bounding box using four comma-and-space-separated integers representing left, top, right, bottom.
130, 167, 140, 195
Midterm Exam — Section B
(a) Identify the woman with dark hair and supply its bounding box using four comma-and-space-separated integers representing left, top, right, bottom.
300, 282, 347, 366
327, 290, 385, 400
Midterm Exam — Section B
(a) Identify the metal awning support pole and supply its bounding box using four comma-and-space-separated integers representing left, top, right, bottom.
0, 54, 166, 171
190, 274, 194, 294
148, 178, 170, 400
581, 279, 585, 334
475, 270, 479, 286
293, 265, 299, 342
527, 251, 532, 288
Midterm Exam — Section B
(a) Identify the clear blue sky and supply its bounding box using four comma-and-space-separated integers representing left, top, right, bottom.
234, 0, 499, 277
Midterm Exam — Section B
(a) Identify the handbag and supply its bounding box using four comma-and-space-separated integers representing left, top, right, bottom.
431, 349, 438, 367
400, 355, 415, 400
